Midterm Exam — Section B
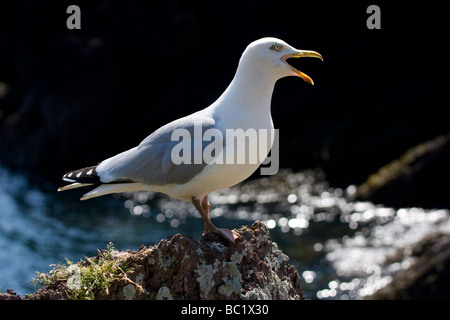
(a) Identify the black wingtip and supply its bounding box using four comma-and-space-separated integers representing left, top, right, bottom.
62, 166, 100, 184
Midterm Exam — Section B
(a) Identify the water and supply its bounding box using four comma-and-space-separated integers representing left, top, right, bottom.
0, 164, 449, 299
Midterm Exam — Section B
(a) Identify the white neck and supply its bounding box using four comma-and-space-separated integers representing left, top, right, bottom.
209, 61, 277, 127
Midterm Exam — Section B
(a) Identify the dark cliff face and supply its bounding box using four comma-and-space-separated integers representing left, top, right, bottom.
0, 1, 449, 207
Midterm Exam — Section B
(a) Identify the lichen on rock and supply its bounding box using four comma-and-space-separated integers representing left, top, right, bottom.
7, 220, 305, 300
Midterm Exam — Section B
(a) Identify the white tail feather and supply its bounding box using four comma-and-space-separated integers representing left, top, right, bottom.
58, 182, 93, 192
80, 183, 143, 201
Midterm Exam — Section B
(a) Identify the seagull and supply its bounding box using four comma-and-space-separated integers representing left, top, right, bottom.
58, 37, 322, 245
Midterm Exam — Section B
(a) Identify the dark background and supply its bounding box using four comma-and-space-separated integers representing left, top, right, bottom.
0, 0, 449, 208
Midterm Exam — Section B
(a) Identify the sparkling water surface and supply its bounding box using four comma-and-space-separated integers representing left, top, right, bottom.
0, 164, 448, 299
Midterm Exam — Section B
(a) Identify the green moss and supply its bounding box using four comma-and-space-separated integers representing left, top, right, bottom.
32, 242, 129, 300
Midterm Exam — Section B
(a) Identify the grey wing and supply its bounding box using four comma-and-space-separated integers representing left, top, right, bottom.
96, 113, 224, 186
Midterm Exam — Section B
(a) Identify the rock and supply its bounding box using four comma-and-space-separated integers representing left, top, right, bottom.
368, 233, 450, 300
0, 289, 22, 300
17, 221, 305, 300
354, 133, 450, 208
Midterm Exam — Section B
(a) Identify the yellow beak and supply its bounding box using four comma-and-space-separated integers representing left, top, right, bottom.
281, 50, 323, 85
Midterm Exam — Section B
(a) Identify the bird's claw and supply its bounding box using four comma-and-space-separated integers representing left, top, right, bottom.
216, 228, 242, 245
204, 227, 241, 246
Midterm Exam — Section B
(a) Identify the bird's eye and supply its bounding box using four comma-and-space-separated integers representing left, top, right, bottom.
270, 43, 283, 52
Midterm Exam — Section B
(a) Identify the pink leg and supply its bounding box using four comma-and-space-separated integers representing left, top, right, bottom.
191, 195, 241, 245
192, 196, 216, 234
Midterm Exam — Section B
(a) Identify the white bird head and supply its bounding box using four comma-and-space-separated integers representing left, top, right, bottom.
239, 37, 323, 85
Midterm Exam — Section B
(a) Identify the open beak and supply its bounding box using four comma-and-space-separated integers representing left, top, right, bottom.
281, 50, 323, 85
